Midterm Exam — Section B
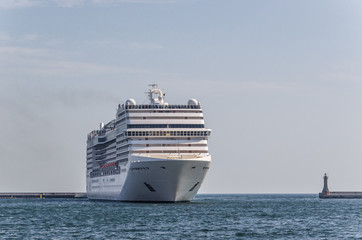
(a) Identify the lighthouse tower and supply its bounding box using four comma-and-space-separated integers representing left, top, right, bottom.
322, 173, 330, 195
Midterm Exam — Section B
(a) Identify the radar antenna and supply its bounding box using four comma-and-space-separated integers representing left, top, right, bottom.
146, 84, 167, 105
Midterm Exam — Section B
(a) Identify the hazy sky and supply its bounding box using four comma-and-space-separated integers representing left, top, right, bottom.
1, 0, 362, 193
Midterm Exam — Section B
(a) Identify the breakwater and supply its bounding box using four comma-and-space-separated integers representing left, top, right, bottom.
319, 174, 362, 199
319, 191, 362, 199
0, 192, 87, 199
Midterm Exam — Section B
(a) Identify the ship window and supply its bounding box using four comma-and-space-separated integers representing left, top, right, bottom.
126, 130, 208, 138
127, 124, 204, 129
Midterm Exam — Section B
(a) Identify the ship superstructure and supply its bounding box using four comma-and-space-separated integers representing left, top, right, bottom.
86, 84, 211, 202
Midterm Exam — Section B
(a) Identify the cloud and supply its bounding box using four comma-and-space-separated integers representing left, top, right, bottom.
156, 77, 298, 99
0, 0, 182, 8
0, 0, 43, 9
129, 42, 163, 50
0, 46, 54, 57
25, 59, 152, 77
0, 45, 154, 79
23, 34, 39, 41
0, 32, 43, 43
0, 45, 298, 97
52, 0, 86, 7
91, 0, 180, 4
89, 40, 163, 50
326, 62, 362, 84
0, 32, 66, 47
0, 32, 12, 41
328, 73, 362, 84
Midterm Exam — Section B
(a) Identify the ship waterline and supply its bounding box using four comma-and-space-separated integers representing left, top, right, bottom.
88, 157, 210, 202
86, 85, 211, 202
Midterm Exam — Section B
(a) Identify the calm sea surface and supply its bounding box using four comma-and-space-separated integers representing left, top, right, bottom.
0, 194, 361, 239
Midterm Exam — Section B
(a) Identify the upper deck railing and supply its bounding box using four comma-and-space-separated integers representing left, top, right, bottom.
87, 119, 115, 141
89, 85, 202, 142
119, 104, 201, 110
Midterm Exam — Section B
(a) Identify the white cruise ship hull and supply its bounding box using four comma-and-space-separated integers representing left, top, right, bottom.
86, 85, 212, 202
87, 155, 211, 202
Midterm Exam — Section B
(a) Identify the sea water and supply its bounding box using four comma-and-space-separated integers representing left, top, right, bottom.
0, 194, 361, 239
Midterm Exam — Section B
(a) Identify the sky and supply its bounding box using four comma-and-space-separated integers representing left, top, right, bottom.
0, 0, 362, 193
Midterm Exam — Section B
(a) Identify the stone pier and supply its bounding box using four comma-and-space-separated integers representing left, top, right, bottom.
319, 174, 362, 199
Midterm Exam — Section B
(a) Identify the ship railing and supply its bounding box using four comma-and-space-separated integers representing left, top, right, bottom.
120, 104, 201, 110
95, 150, 106, 155
87, 128, 116, 140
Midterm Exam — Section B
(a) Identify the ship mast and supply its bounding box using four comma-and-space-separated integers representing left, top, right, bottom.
147, 84, 166, 105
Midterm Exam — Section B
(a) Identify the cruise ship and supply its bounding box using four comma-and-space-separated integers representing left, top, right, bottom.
86, 85, 211, 202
